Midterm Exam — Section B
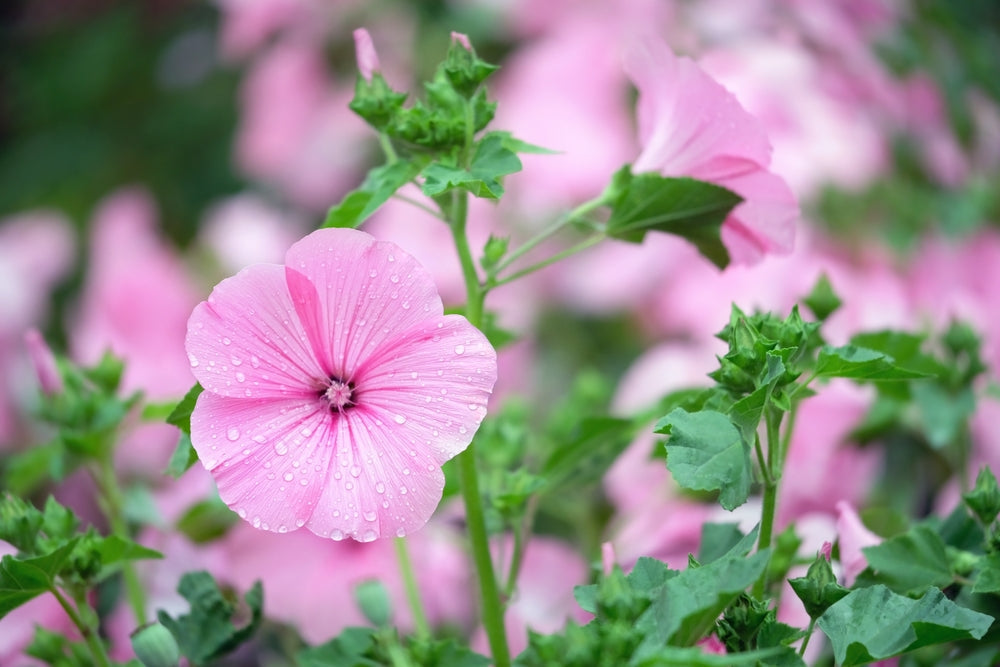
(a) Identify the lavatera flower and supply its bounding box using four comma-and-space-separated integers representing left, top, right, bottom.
186, 228, 497, 542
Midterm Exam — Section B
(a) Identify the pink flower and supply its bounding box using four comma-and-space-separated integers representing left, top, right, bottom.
624, 35, 798, 264
836, 500, 882, 587
353, 28, 380, 82
185, 228, 497, 541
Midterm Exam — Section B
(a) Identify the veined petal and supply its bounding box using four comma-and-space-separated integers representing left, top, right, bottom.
283, 228, 444, 381
186, 264, 325, 398
191, 392, 333, 533
718, 169, 798, 263
355, 315, 497, 462
626, 35, 773, 178
305, 408, 447, 542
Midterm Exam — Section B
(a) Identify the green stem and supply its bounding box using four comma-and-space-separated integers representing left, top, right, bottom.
92, 456, 147, 626
753, 407, 783, 598
798, 617, 817, 658
448, 182, 510, 666
394, 537, 430, 638
490, 197, 606, 277
379, 132, 399, 164
52, 587, 112, 667
492, 233, 605, 289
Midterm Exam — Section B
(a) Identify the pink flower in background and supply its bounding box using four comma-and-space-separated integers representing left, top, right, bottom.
624, 35, 798, 264
186, 228, 497, 541
836, 500, 882, 587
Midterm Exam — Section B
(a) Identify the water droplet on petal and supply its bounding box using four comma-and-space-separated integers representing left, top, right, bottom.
238, 508, 247, 519
274, 442, 288, 456
235, 372, 246, 383
362, 529, 377, 542
345, 481, 354, 490
454, 344, 465, 355
375, 482, 385, 494
300, 478, 308, 486
393, 414, 406, 425
226, 428, 240, 441
331, 529, 344, 540
399, 486, 408, 495
231, 355, 242, 366
188, 354, 199, 368
250, 355, 261, 368
283, 472, 294, 482
396, 528, 406, 537
402, 468, 410, 475
278, 525, 288, 533
222, 337, 231, 345
295, 519, 306, 528
363, 510, 377, 522
369, 269, 378, 278
459, 425, 468, 435
468, 403, 479, 410
349, 465, 361, 478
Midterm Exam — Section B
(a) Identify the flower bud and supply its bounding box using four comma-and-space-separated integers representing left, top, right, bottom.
24, 328, 63, 395
131, 622, 181, 667
352, 28, 380, 83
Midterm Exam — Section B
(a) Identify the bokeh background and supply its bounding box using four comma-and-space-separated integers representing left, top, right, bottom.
2, 0, 1000, 662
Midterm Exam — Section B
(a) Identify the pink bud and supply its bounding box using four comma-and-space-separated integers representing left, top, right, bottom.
820, 541, 833, 561
600, 541, 617, 576
450, 31, 472, 51
25, 328, 63, 395
352, 28, 380, 82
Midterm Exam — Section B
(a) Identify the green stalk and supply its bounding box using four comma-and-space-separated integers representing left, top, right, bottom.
394, 537, 430, 638
753, 407, 783, 598
52, 587, 112, 667
449, 186, 510, 667
491, 234, 606, 289
92, 455, 147, 626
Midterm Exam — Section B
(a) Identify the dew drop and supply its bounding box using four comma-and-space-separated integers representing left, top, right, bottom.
393, 414, 407, 425
226, 427, 240, 441
252, 434, 266, 444
362, 529, 377, 542
349, 465, 362, 478
345, 481, 354, 490
283, 472, 294, 482
222, 337, 231, 346
363, 510, 377, 522
369, 269, 378, 278
333, 470, 342, 480
238, 508, 247, 519
403, 468, 410, 475
375, 482, 385, 494
300, 479, 308, 486
278, 525, 288, 533
454, 344, 465, 355
231, 355, 242, 366
468, 403, 479, 411
274, 442, 288, 456
295, 519, 306, 528
402, 301, 410, 309
459, 425, 468, 435
410, 371, 418, 379
188, 354, 199, 368
331, 529, 344, 540
396, 528, 406, 538
235, 372, 246, 383
382, 500, 390, 508
250, 355, 261, 368
399, 486, 408, 495
387, 254, 395, 262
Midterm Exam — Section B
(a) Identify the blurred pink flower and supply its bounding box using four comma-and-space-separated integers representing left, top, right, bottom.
186, 228, 497, 541
624, 35, 798, 264
199, 193, 305, 274
836, 500, 881, 587
352, 28, 380, 82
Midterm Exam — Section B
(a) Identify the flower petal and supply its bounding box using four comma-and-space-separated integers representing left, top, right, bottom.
355, 315, 497, 462
719, 169, 798, 263
186, 263, 325, 398
283, 228, 444, 381
305, 408, 447, 542
626, 35, 773, 178
191, 391, 333, 533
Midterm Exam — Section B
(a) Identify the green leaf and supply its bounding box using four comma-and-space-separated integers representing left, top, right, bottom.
635, 548, 770, 651
656, 408, 751, 511
165, 384, 203, 478
175, 498, 238, 544
697, 523, 744, 564
0, 539, 78, 618
91, 534, 162, 573
605, 168, 742, 269
297, 627, 380, 667
814, 344, 933, 381
817, 585, 993, 667
541, 416, 635, 493
972, 553, 1000, 594
483, 130, 558, 155
157, 571, 263, 664
862, 525, 954, 594
421, 135, 522, 199
802, 273, 842, 320
26, 626, 98, 667
630, 644, 804, 666
354, 579, 392, 627
324, 161, 421, 229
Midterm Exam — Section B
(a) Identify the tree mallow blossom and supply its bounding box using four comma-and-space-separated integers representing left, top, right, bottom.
185, 228, 497, 542
624, 36, 798, 264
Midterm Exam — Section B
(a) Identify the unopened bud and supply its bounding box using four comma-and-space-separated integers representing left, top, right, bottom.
353, 28, 380, 82
131, 622, 180, 667
25, 328, 63, 395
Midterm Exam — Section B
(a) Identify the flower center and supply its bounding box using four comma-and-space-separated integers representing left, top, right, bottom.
323, 378, 356, 413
